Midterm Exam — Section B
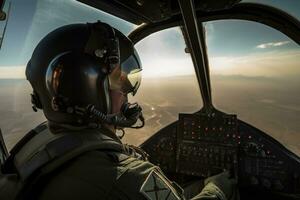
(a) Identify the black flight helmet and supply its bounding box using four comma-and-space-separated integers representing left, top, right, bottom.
26, 22, 142, 127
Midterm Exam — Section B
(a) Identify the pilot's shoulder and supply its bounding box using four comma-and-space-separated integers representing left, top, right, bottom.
39, 146, 183, 199
113, 156, 184, 200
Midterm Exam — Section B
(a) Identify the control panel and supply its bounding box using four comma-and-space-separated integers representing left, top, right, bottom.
237, 124, 300, 194
140, 110, 300, 197
140, 123, 177, 173
176, 113, 238, 177
177, 113, 238, 143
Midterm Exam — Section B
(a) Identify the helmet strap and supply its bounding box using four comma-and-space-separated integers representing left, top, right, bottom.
30, 90, 43, 112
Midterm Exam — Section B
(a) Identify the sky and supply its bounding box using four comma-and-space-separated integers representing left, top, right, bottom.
0, 0, 134, 67
0, 0, 299, 79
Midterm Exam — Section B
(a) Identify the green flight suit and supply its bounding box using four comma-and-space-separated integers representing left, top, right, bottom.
18, 125, 229, 200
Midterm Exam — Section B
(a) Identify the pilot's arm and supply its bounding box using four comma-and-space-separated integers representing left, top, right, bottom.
115, 155, 237, 200
190, 171, 238, 200
37, 150, 237, 200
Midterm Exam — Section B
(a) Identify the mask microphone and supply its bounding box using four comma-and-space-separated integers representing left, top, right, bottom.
84, 102, 144, 129
52, 97, 144, 128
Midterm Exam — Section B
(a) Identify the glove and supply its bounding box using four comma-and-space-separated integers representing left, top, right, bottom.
203, 171, 238, 200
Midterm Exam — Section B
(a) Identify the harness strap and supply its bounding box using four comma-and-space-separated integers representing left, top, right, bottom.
2, 122, 48, 174
15, 129, 125, 181
2, 122, 148, 200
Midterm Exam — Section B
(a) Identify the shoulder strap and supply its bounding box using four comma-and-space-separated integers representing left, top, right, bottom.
2, 122, 48, 174
29, 131, 126, 180
14, 128, 125, 182
10, 122, 48, 157
2, 123, 128, 200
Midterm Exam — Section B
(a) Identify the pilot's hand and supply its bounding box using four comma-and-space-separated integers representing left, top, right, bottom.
202, 171, 238, 200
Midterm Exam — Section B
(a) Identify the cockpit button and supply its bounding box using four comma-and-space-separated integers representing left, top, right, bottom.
260, 150, 266, 157
250, 176, 259, 186
273, 180, 284, 191
261, 178, 271, 189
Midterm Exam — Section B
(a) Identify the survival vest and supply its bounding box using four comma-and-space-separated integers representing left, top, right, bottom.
0, 122, 133, 200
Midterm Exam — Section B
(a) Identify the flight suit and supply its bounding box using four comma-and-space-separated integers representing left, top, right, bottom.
27, 126, 229, 200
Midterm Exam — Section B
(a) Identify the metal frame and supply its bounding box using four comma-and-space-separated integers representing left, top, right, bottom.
77, 0, 148, 24
0, 129, 8, 165
177, 0, 212, 109
129, 3, 300, 45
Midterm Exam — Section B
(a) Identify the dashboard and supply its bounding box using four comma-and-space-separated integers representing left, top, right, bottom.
140, 110, 300, 199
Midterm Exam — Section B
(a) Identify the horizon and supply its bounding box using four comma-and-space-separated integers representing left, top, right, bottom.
1, 47, 300, 79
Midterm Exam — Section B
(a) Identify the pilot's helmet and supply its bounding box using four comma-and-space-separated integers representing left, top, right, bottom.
26, 22, 142, 127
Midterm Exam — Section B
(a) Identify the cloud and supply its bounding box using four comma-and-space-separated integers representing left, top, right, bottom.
210, 50, 300, 78
0, 66, 25, 79
256, 41, 290, 49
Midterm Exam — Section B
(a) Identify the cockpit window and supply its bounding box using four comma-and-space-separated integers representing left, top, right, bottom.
0, 0, 135, 67
0, 0, 135, 150
123, 27, 203, 145
241, 0, 300, 20
205, 20, 300, 156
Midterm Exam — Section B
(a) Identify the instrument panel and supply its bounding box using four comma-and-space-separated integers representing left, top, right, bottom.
176, 113, 238, 177
140, 110, 300, 197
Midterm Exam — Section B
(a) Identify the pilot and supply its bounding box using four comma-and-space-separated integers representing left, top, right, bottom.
19, 21, 237, 200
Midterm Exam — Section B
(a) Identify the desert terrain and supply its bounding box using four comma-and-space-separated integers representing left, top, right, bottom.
0, 75, 299, 156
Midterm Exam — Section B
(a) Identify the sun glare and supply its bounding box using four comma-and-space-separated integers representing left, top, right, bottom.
0, 66, 25, 79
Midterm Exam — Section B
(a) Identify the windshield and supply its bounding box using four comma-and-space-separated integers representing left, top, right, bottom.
205, 19, 300, 156
0, 0, 135, 67
124, 27, 202, 145
0, 0, 135, 150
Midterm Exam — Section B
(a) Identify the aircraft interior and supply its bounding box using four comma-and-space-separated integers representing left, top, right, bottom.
0, 0, 299, 199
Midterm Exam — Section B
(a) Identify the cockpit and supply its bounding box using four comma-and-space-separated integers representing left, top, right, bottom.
0, 0, 299, 199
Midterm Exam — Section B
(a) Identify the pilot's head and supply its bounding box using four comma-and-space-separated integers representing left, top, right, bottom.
25, 21, 143, 132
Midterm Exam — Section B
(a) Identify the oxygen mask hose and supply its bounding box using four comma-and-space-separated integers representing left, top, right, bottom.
86, 102, 145, 129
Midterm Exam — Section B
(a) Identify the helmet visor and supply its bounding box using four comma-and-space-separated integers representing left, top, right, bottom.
108, 53, 142, 96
